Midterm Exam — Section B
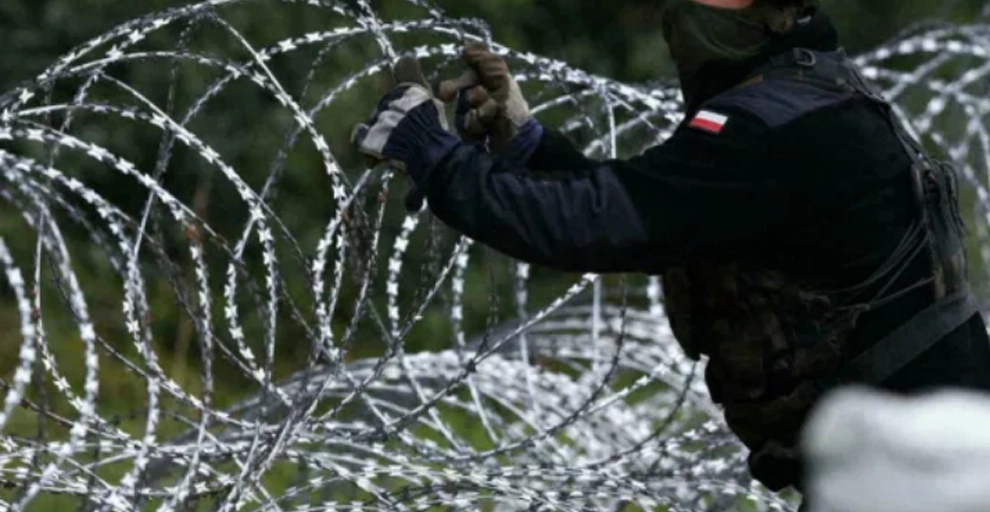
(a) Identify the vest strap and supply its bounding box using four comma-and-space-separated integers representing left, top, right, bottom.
839, 289, 979, 384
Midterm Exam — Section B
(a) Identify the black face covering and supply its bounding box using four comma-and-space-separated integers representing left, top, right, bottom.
662, 3, 839, 113
662, 1, 767, 107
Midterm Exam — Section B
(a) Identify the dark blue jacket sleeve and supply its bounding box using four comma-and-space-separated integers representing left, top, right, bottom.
418, 107, 797, 273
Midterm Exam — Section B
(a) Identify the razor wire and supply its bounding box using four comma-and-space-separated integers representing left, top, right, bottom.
0, 0, 987, 510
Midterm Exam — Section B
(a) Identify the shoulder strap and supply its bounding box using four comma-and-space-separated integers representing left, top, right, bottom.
839, 289, 979, 383
702, 58, 855, 130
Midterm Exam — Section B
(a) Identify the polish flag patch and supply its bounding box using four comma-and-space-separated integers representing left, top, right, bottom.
688, 110, 728, 134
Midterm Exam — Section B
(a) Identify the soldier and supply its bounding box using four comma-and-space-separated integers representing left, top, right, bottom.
352, 0, 990, 505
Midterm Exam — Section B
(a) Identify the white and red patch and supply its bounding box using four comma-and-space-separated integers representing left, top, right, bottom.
688, 110, 728, 134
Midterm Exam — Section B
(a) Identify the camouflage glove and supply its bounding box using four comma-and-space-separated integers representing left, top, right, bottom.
435, 42, 543, 161
434, 69, 496, 146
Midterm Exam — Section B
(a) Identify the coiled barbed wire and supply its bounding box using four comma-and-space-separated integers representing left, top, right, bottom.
0, 1, 987, 510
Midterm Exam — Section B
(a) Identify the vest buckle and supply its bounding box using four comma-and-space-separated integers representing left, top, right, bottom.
793, 48, 817, 67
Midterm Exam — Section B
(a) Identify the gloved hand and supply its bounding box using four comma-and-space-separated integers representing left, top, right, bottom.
434, 70, 498, 147
352, 55, 460, 210
434, 42, 543, 163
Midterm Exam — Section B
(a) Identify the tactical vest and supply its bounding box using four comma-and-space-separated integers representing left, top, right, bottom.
661, 48, 976, 491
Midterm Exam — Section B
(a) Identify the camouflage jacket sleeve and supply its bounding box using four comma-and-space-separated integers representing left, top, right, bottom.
416, 106, 796, 273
